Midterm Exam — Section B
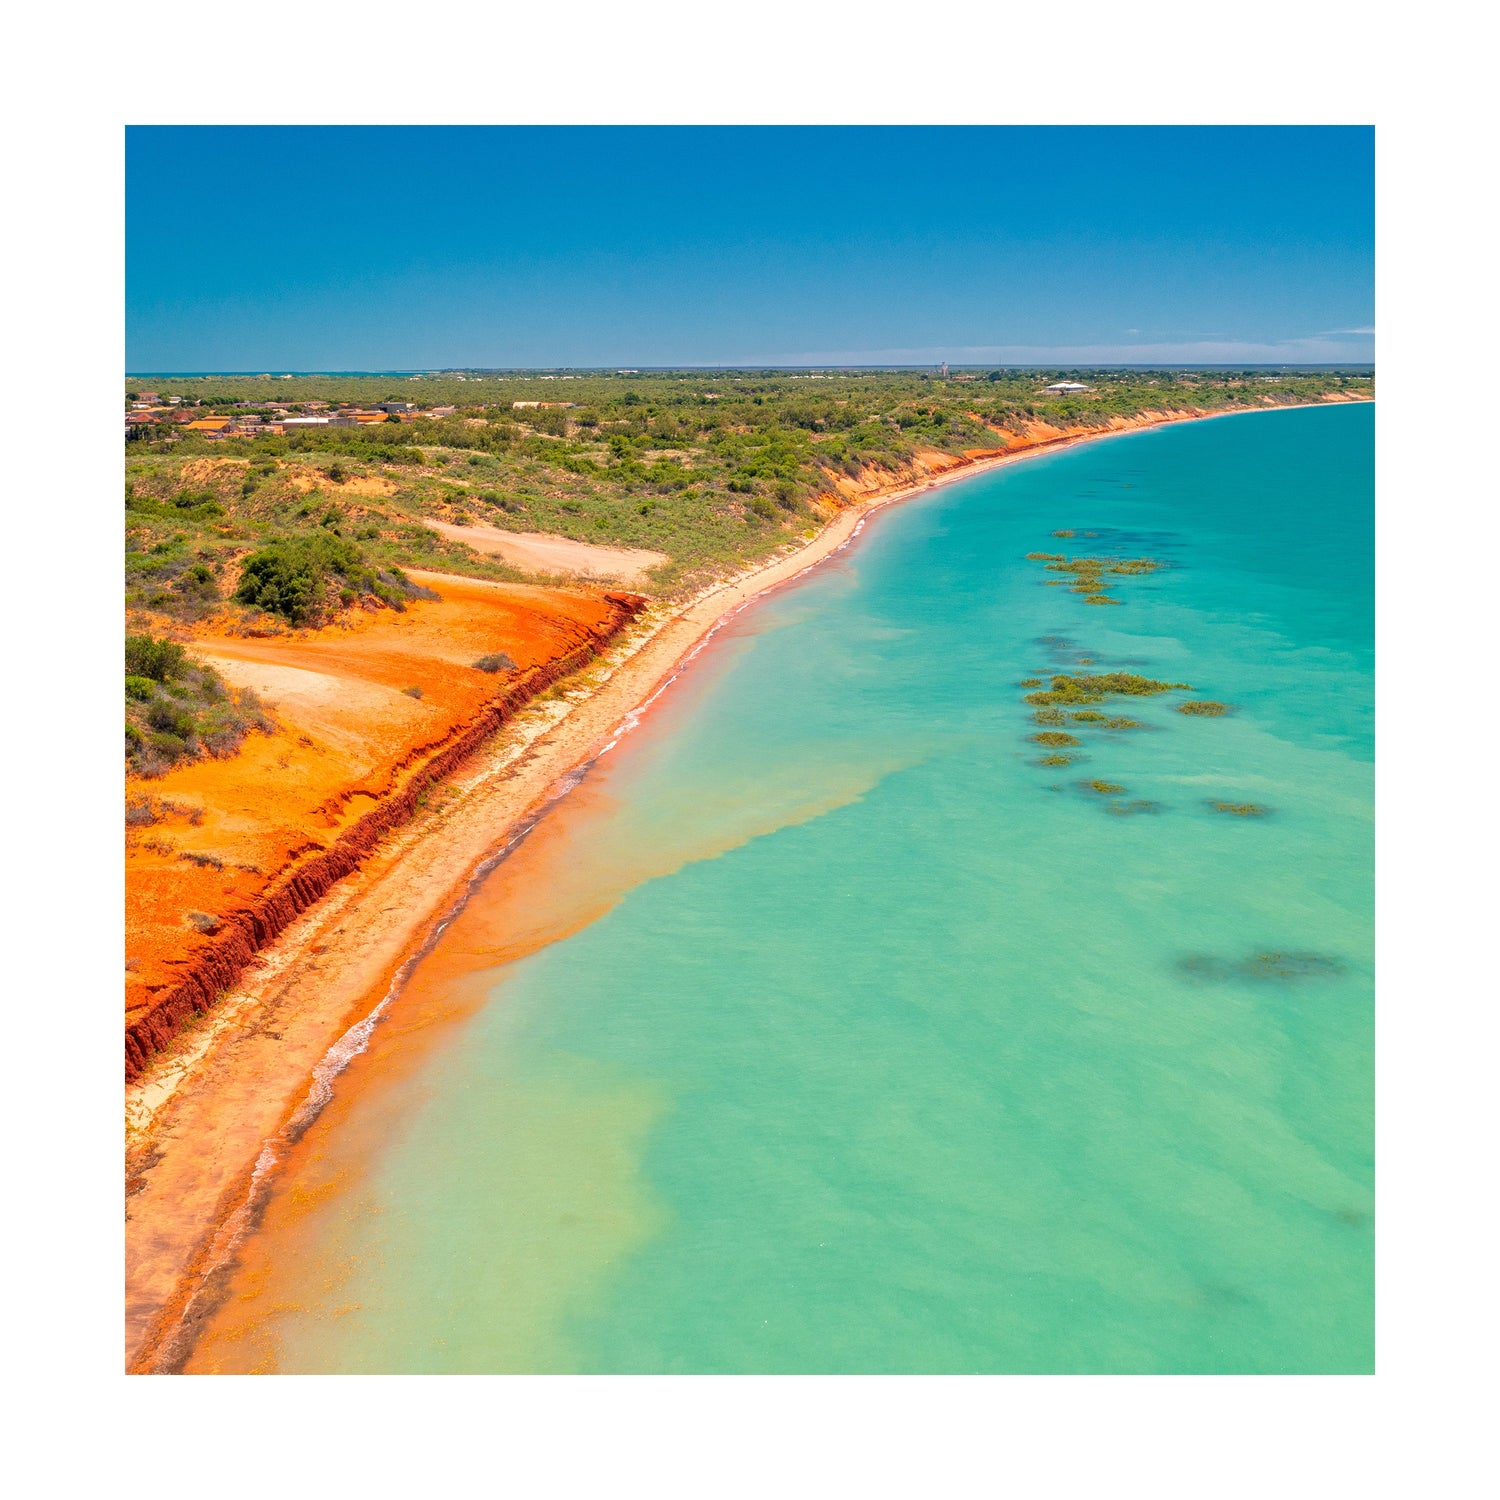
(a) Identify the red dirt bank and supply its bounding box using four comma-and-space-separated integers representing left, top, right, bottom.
125, 575, 644, 1080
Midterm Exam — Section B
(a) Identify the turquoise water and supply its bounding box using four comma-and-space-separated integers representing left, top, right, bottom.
194, 404, 1373, 1374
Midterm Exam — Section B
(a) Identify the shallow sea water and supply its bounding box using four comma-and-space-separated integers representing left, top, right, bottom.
187, 403, 1374, 1374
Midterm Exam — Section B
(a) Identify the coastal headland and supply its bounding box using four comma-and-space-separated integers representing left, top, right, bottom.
124, 389, 1371, 1372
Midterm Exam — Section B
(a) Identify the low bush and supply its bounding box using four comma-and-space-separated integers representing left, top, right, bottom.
126, 633, 186, 682
234, 534, 413, 625
126, 641, 273, 778
474, 652, 518, 673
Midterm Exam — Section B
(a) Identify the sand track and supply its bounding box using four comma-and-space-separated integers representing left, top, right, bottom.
423, 519, 668, 582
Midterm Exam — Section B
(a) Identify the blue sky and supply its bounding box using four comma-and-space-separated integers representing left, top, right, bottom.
126, 126, 1373, 370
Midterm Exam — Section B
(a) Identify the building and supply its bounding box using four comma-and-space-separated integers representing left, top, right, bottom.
184, 417, 233, 432
1044, 381, 1090, 394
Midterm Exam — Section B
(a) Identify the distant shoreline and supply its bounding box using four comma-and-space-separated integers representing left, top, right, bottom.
124, 393, 1370, 1373
126, 367, 1378, 377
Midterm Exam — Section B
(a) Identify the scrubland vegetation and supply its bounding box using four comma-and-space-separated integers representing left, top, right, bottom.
126, 367, 1370, 615
125, 633, 272, 777
124, 368, 1367, 771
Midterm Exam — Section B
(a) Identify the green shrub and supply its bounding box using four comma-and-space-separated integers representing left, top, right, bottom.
147, 730, 188, 760
147, 700, 198, 738
126, 634, 186, 682
234, 534, 408, 625
125, 675, 156, 701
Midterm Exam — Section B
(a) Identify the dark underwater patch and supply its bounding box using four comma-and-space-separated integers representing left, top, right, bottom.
1177, 951, 1345, 985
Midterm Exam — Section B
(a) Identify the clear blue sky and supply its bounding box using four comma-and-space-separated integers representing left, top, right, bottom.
126, 126, 1373, 371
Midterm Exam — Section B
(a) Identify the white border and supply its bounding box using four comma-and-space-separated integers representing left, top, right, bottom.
7, 2, 1489, 1495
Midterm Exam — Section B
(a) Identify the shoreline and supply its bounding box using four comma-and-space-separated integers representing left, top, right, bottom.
124, 395, 1369, 1371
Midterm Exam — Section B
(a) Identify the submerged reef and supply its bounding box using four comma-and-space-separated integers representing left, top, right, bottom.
1019, 546, 1229, 802
1241, 951, 1344, 981
1022, 671, 1186, 797
1031, 546, 1169, 608
1209, 800, 1269, 817
1177, 951, 1344, 984
1026, 673, 1191, 707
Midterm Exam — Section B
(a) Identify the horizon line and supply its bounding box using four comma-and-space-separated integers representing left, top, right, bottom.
127, 362, 1377, 377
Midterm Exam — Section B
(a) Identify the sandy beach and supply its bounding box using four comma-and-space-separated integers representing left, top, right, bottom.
124, 396, 1369, 1372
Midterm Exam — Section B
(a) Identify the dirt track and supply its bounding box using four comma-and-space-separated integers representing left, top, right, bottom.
424, 519, 668, 582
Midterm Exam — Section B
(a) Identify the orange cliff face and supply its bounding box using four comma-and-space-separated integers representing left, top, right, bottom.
124, 571, 645, 1080
813, 413, 1205, 511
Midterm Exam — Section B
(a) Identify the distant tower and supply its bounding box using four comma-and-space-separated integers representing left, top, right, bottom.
940, 361, 949, 378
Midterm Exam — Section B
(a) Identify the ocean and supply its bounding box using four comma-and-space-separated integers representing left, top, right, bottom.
186, 402, 1374, 1374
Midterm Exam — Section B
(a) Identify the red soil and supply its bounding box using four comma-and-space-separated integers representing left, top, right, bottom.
124, 572, 644, 1080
